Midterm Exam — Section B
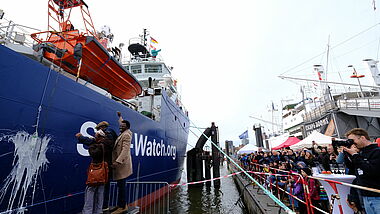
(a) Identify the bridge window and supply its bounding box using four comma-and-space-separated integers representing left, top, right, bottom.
145, 65, 162, 73
131, 65, 142, 74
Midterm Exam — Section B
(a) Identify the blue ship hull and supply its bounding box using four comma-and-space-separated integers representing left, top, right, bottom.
0, 45, 189, 213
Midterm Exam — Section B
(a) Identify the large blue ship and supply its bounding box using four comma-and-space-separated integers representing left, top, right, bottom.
0, 2, 189, 213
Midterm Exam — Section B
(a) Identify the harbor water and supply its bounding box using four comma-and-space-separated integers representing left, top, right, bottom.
169, 163, 248, 214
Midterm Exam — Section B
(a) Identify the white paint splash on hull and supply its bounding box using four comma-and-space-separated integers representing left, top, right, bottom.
0, 131, 51, 214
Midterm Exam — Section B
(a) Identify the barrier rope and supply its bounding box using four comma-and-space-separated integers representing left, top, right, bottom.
170, 171, 244, 187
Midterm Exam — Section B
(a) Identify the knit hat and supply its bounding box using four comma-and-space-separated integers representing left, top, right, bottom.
296, 161, 307, 168
305, 150, 313, 155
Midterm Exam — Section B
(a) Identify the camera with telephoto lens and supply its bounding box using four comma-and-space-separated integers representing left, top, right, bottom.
331, 139, 355, 148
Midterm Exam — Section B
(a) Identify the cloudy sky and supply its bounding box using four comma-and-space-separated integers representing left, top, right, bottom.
2, 0, 380, 148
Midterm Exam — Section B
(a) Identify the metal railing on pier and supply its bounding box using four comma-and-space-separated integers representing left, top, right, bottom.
234, 161, 380, 214
108, 181, 170, 214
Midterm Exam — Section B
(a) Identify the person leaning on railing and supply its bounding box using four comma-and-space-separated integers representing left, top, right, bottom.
344, 128, 380, 214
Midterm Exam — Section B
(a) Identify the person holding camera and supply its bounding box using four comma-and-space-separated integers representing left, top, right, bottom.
344, 128, 380, 214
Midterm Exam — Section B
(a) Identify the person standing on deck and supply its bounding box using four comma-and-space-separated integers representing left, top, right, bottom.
110, 112, 133, 214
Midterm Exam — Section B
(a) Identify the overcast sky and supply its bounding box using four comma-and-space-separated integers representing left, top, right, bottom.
2, 0, 380, 149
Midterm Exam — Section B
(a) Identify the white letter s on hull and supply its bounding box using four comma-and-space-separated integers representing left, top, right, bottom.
77, 121, 97, 156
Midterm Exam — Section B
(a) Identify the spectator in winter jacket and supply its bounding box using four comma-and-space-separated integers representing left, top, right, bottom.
304, 150, 316, 167
79, 130, 107, 214
288, 173, 306, 213
285, 149, 296, 162
296, 150, 306, 162
301, 167, 324, 214
321, 145, 338, 171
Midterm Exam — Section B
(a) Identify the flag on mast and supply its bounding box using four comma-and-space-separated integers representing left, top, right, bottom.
150, 37, 158, 44
239, 130, 248, 139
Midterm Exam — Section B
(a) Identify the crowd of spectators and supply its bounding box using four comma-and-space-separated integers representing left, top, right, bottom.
237, 143, 345, 213
236, 129, 380, 214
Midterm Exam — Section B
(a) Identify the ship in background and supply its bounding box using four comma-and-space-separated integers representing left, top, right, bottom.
0, 1, 188, 213
254, 35, 380, 149
279, 60, 380, 137
265, 60, 380, 149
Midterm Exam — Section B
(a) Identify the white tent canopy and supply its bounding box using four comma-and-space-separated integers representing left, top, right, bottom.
290, 130, 334, 150
237, 144, 259, 154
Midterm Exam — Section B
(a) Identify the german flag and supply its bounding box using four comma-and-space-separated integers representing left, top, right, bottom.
150, 37, 158, 44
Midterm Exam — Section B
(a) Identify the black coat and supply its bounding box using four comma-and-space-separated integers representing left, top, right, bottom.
78, 135, 113, 165
351, 144, 380, 197
321, 152, 338, 171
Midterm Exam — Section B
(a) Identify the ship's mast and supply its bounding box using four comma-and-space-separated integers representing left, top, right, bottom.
143, 28, 148, 47
325, 36, 330, 82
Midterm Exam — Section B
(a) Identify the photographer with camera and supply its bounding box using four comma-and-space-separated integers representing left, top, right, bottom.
343, 128, 380, 214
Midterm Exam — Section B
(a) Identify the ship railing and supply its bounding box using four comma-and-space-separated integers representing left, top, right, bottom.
108, 181, 170, 214
302, 100, 337, 122
336, 97, 380, 111
123, 55, 164, 64
0, 19, 39, 47
235, 161, 380, 214
129, 37, 143, 45
112, 95, 138, 111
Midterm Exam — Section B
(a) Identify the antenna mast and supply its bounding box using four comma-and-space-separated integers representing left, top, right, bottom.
325, 35, 330, 82
143, 29, 148, 47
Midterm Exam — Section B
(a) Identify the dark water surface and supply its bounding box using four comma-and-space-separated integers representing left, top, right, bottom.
169, 164, 248, 214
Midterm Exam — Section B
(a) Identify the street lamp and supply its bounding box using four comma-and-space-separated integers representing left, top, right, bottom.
348, 65, 365, 98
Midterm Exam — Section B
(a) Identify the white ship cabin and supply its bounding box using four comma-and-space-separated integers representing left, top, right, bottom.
123, 36, 187, 121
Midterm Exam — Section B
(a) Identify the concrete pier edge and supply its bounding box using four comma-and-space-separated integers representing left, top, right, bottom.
229, 166, 289, 214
